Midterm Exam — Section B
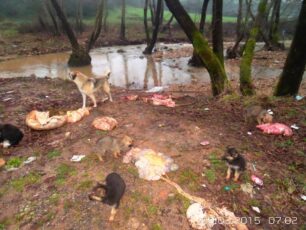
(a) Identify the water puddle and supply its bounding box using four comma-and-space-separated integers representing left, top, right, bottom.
0, 43, 296, 89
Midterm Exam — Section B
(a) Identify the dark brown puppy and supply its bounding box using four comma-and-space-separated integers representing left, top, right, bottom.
222, 146, 246, 182
89, 173, 126, 221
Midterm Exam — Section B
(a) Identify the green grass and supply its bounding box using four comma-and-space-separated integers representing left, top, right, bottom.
47, 149, 61, 159
55, 163, 76, 185
275, 140, 294, 148
5, 156, 23, 169
205, 169, 216, 183
178, 168, 200, 191
151, 223, 163, 230
166, 193, 190, 213
77, 180, 94, 191
10, 172, 41, 192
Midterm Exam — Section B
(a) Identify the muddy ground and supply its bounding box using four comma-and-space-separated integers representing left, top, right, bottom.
0, 70, 305, 230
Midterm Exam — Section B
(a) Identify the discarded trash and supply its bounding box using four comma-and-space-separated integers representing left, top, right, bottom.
200, 141, 210, 146
247, 132, 252, 135
0, 158, 5, 168
123, 95, 139, 101
24, 156, 36, 164
251, 175, 263, 186
201, 184, 207, 188
256, 123, 293, 136
186, 203, 215, 230
204, 108, 210, 111
92, 116, 118, 131
252, 163, 257, 171
251, 206, 261, 213
71, 155, 86, 162
26, 110, 67, 130
146, 86, 167, 93
123, 148, 178, 181
66, 107, 90, 123
224, 186, 231, 191
290, 124, 299, 130
240, 183, 254, 197
295, 95, 304, 101
267, 109, 273, 115
65, 132, 71, 137
3, 98, 12, 102
143, 94, 175, 108
301, 195, 306, 201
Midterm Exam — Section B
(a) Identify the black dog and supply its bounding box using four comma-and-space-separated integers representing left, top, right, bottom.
222, 146, 246, 182
89, 172, 126, 221
0, 124, 23, 148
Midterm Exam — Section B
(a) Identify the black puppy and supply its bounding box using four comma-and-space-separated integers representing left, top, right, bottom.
222, 146, 246, 182
0, 124, 23, 148
89, 172, 126, 221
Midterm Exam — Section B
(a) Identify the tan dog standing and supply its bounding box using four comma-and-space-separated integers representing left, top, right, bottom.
68, 70, 112, 108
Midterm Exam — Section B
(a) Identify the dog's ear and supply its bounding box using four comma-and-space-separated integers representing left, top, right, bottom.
69, 72, 77, 80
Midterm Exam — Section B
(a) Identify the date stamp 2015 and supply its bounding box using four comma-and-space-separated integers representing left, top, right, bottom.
212, 216, 298, 225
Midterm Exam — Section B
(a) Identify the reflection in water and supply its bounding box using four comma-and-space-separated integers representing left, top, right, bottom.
0, 43, 296, 89
143, 55, 159, 90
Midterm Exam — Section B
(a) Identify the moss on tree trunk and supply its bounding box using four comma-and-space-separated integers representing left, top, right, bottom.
239, 0, 267, 96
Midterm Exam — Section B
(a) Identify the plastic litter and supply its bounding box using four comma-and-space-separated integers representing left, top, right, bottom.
256, 123, 293, 136
295, 95, 304, 101
123, 148, 178, 181
251, 175, 263, 186
290, 124, 299, 130
267, 109, 273, 115
146, 86, 167, 93
24, 156, 36, 164
224, 186, 231, 191
301, 195, 306, 201
92, 116, 118, 131
204, 108, 210, 111
200, 141, 210, 146
247, 132, 252, 135
186, 203, 216, 230
251, 206, 261, 213
71, 155, 86, 162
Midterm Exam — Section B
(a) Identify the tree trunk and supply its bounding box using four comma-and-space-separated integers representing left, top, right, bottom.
75, 0, 83, 34
212, 0, 224, 66
239, 0, 267, 96
50, 0, 91, 67
161, 14, 174, 34
189, 0, 210, 67
143, 0, 162, 54
226, 0, 243, 59
103, 0, 108, 32
46, 1, 60, 36
120, 0, 126, 40
87, 0, 104, 52
268, 0, 283, 49
199, 0, 210, 34
144, 0, 151, 44
164, 0, 229, 96
274, 0, 306, 96
149, 0, 155, 26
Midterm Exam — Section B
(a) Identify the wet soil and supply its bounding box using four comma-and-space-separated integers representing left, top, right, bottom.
0, 75, 305, 230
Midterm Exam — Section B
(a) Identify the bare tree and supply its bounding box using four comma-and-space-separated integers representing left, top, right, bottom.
144, 0, 151, 44
274, 0, 306, 96
75, 0, 83, 34
143, 0, 162, 54
50, 0, 105, 66
212, 0, 224, 66
120, 0, 126, 40
199, 0, 210, 34
103, 0, 108, 32
45, 0, 60, 36
268, 0, 283, 49
239, 0, 268, 95
164, 0, 229, 96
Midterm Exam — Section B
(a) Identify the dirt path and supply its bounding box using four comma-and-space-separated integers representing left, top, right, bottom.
0, 77, 305, 230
